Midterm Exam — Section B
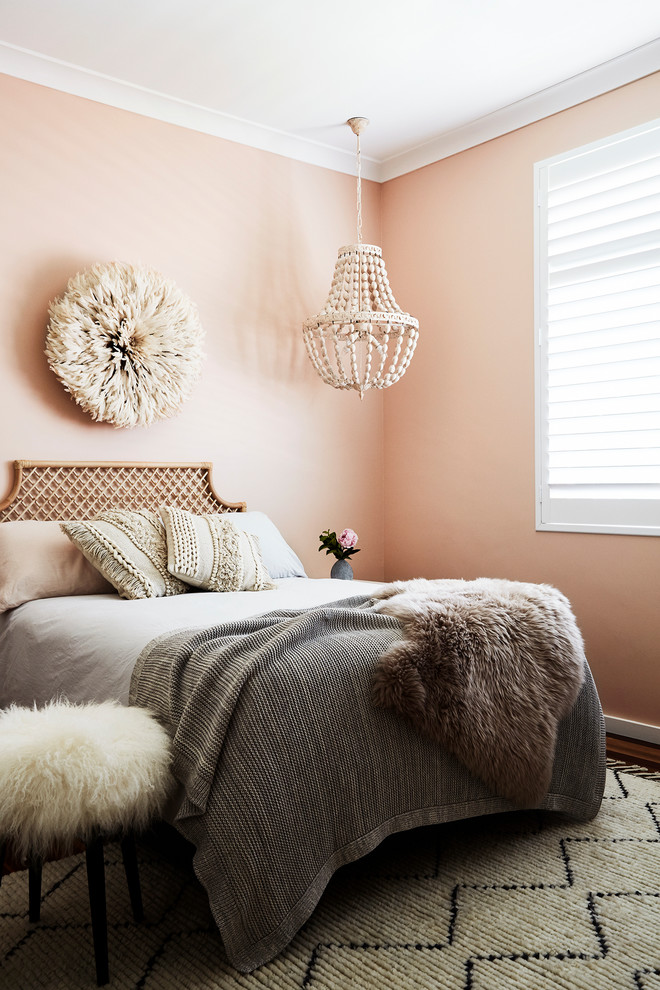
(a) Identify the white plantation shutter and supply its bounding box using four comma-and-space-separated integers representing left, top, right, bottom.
535, 119, 660, 535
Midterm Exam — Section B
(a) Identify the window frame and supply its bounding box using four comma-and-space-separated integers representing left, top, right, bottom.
534, 118, 660, 537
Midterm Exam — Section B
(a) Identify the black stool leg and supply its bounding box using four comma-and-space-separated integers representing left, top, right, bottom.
28, 856, 42, 922
85, 834, 109, 986
120, 834, 144, 923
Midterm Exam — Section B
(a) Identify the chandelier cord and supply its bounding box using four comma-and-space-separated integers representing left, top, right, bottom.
356, 131, 362, 247
356, 131, 362, 312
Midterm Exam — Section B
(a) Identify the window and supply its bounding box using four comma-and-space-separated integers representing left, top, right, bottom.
535, 119, 660, 536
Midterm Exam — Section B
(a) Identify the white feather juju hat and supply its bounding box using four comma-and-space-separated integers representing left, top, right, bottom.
46, 261, 204, 429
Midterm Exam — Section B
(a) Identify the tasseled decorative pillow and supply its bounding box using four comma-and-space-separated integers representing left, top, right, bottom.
61, 509, 188, 599
160, 506, 274, 592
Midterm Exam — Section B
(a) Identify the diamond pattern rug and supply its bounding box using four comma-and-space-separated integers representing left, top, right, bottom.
1, 765, 659, 989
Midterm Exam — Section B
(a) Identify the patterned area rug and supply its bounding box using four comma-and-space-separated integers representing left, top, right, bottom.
1, 765, 659, 989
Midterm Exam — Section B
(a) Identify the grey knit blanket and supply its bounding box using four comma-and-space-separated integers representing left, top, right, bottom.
130, 595, 605, 972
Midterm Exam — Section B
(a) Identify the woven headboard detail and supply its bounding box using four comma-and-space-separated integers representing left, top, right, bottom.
0, 461, 245, 522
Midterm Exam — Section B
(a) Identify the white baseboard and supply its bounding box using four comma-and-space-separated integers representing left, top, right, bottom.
604, 715, 660, 746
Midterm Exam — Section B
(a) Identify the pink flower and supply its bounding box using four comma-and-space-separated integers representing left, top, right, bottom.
338, 528, 358, 549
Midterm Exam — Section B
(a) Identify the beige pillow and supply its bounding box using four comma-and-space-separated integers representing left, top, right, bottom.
0, 520, 113, 612
61, 509, 188, 600
160, 506, 274, 592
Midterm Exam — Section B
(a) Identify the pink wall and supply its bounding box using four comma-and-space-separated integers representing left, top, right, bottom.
2, 68, 658, 728
0, 73, 383, 579
381, 72, 660, 728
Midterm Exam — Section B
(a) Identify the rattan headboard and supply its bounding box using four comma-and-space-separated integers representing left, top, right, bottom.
0, 461, 246, 522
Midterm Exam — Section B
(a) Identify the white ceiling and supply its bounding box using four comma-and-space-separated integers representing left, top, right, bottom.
1, 0, 659, 180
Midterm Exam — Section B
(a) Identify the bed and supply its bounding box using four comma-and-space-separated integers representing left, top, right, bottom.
0, 460, 607, 972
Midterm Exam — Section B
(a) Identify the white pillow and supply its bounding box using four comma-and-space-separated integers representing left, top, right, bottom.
229, 512, 306, 579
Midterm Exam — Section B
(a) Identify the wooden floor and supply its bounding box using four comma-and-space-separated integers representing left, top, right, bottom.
606, 734, 660, 772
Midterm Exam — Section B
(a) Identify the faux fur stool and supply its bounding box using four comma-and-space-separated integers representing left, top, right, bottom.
0, 700, 173, 986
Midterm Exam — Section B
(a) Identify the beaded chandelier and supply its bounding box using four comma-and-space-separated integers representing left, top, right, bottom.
303, 118, 419, 398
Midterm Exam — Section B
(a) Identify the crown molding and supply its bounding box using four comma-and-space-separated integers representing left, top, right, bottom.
1, 37, 658, 184
0, 42, 380, 180
379, 38, 660, 181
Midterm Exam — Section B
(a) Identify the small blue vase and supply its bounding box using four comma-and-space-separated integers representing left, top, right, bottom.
331, 558, 353, 580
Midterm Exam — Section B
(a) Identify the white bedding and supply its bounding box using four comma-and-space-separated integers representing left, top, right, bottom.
0, 579, 383, 709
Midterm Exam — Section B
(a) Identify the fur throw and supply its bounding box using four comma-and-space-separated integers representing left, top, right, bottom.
0, 700, 174, 862
372, 578, 586, 806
